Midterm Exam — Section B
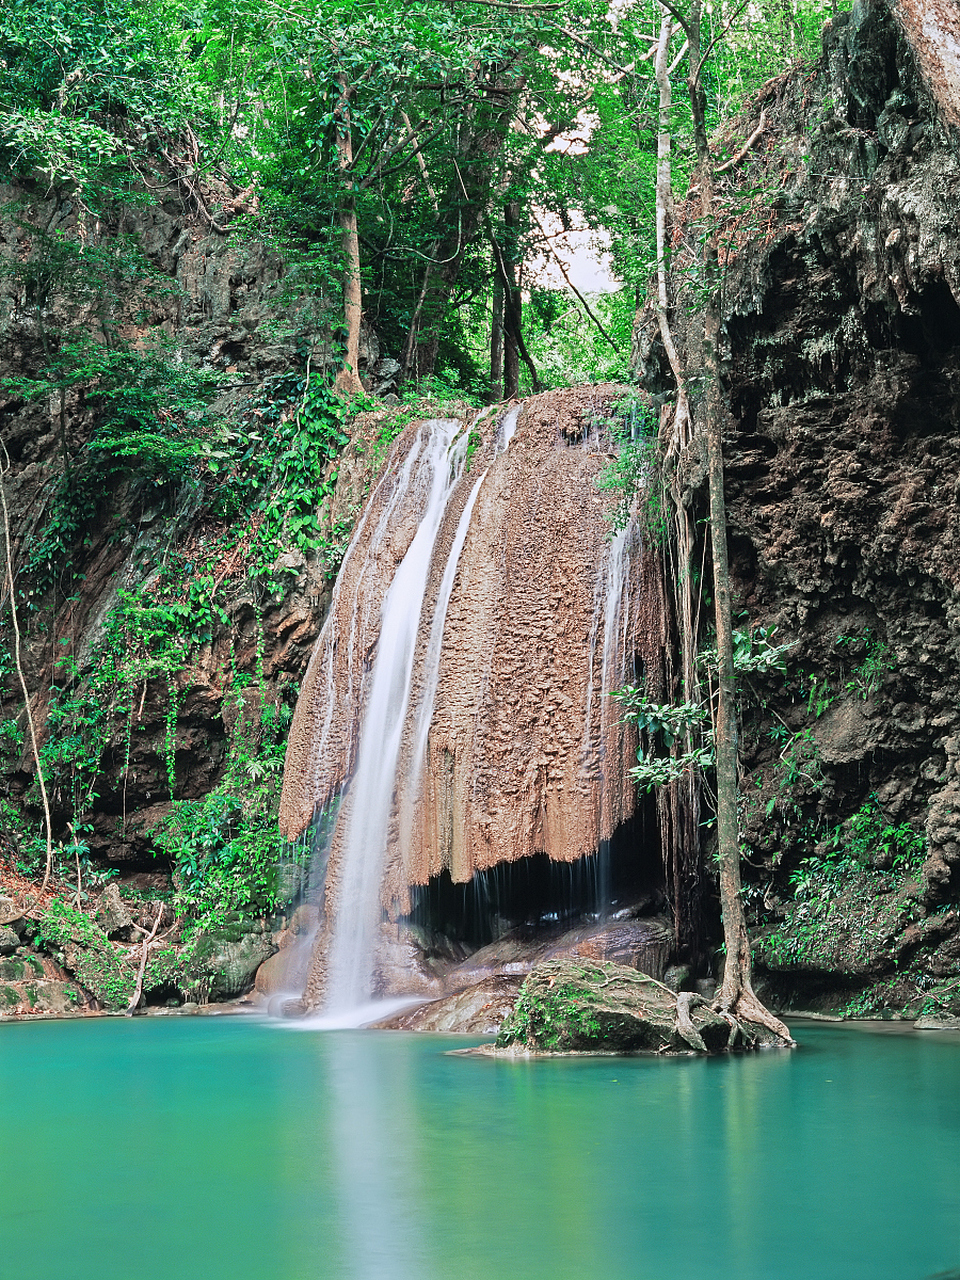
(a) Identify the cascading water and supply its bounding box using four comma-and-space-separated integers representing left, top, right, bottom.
280, 387, 647, 1017
318, 419, 470, 1017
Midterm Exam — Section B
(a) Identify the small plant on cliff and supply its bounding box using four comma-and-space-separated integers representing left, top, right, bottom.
596, 395, 661, 535
836, 629, 896, 700
828, 798, 924, 875
614, 628, 791, 792
610, 690, 713, 789
758, 800, 926, 978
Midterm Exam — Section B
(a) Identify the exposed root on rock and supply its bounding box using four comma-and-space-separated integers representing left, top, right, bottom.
675, 991, 708, 1052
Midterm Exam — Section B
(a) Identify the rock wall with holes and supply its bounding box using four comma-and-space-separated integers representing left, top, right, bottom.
638, 0, 960, 1011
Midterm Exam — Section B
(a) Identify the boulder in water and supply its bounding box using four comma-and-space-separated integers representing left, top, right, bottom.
495, 958, 732, 1054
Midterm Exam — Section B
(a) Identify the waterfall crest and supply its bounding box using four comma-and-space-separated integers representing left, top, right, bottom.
279, 386, 645, 1011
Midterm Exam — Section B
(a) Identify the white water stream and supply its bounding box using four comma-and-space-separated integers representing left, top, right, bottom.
323, 420, 470, 1017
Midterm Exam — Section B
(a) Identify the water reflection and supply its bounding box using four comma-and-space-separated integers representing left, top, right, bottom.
2, 1020, 959, 1280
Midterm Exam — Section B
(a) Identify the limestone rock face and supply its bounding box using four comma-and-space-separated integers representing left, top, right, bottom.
280, 387, 653, 911
636, 0, 960, 999
496, 958, 731, 1054
186, 929, 276, 1003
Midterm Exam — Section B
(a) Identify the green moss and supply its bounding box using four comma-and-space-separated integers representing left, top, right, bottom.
463, 428, 483, 473
497, 962, 616, 1050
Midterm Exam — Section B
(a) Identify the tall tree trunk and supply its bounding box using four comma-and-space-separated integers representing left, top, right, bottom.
497, 201, 541, 395
651, 0, 791, 1044
653, 4, 704, 974
489, 255, 504, 402
502, 202, 521, 398
333, 73, 364, 398
682, 0, 792, 1044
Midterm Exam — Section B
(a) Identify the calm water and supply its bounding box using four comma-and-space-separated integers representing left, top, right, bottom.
2, 1017, 959, 1280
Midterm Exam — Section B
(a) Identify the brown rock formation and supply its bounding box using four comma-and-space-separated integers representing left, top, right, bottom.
891, 0, 960, 129
279, 386, 649, 958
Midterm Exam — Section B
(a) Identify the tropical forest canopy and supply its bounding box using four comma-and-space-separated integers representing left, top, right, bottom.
0, 0, 847, 399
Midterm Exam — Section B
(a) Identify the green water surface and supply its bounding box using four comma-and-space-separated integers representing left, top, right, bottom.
1, 1016, 958, 1280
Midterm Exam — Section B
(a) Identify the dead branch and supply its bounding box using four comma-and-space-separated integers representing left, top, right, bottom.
530, 212, 622, 355
715, 109, 768, 174
125, 901, 165, 1016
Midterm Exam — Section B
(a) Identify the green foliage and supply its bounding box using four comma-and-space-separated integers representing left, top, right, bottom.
611, 688, 713, 791
700, 625, 793, 676
205, 370, 369, 583
0, 0, 220, 207
463, 429, 483, 474
398, 371, 483, 411
521, 289, 635, 392
614, 626, 791, 796
595, 395, 661, 534
35, 898, 134, 1010
836, 629, 896, 699
829, 799, 924, 874
763, 727, 822, 821
148, 652, 305, 935
610, 690, 707, 749
758, 801, 925, 974
0, 797, 48, 878
10, 347, 225, 598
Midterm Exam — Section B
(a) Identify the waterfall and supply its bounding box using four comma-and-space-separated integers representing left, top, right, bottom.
280, 388, 644, 1016
319, 419, 470, 1016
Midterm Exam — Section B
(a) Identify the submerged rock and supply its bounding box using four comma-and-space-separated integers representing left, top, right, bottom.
496, 958, 732, 1054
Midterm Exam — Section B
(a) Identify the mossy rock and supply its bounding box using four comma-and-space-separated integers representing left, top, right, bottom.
0, 955, 44, 981
496, 958, 732, 1054
37, 901, 135, 1011
184, 930, 276, 1002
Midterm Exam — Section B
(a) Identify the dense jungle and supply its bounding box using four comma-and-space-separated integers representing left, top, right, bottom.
0, 0, 959, 1048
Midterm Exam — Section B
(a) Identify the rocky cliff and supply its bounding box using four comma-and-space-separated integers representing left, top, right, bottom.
639, 0, 960, 1015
